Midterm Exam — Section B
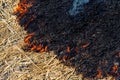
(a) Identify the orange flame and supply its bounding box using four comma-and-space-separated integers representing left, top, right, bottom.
36, 44, 42, 51
63, 55, 69, 61
14, 0, 34, 19
96, 68, 102, 78
44, 46, 48, 52
81, 43, 90, 48
66, 46, 71, 53
37, 44, 48, 52
31, 45, 37, 51
112, 65, 118, 72
24, 32, 35, 46
24, 32, 48, 53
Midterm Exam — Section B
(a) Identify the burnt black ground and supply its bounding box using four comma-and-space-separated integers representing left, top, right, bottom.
16, 0, 120, 79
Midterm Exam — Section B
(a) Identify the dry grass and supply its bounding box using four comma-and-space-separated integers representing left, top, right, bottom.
0, 0, 114, 80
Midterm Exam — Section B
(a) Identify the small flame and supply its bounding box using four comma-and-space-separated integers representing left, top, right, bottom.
14, 0, 34, 19
63, 55, 69, 61
36, 44, 42, 51
96, 68, 102, 78
81, 43, 89, 48
31, 43, 48, 52
31, 45, 37, 51
66, 46, 71, 53
23, 29, 48, 53
24, 32, 35, 46
44, 46, 48, 52
112, 65, 118, 72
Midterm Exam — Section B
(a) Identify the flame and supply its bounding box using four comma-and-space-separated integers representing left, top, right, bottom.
44, 46, 48, 52
24, 32, 35, 46
14, 0, 120, 78
36, 44, 48, 52
66, 46, 71, 53
36, 44, 42, 51
96, 68, 102, 78
63, 55, 69, 61
14, 0, 34, 19
31, 45, 37, 51
112, 65, 118, 72
81, 43, 90, 48
24, 32, 48, 53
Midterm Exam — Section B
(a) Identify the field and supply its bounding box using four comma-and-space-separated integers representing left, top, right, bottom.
0, 0, 117, 80
0, 0, 82, 80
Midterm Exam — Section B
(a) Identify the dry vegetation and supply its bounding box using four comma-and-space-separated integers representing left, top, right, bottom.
0, 0, 115, 80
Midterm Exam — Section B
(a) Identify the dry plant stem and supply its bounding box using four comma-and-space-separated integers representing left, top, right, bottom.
14, 45, 42, 72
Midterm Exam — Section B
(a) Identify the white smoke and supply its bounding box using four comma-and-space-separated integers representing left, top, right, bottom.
69, 0, 89, 16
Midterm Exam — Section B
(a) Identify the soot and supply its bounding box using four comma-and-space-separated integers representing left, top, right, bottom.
15, 0, 120, 79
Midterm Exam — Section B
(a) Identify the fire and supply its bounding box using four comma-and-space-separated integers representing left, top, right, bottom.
15, 0, 48, 53
36, 44, 42, 51
14, 0, 120, 79
66, 46, 71, 53
35, 44, 48, 52
112, 65, 118, 72
63, 55, 70, 61
31, 45, 37, 51
24, 32, 35, 46
31, 44, 48, 52
67, 46, 79, 53
24, 33, 48, 52
14, 0, 41, 52
81, 43, 90, 48
96, 68, 102, 78
14, 0, 34, 19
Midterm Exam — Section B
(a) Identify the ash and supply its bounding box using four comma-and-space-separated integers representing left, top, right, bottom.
15, 0, 120, 79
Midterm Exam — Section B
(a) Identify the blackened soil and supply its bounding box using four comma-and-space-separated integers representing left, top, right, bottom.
16, 0, 120, 79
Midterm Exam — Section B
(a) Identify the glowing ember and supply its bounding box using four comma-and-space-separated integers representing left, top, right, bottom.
96, 68, 102, 78
66, 46, 71, 53
81, 43, 90, 48
112, 63, 119, 73
24, 32, 35, 46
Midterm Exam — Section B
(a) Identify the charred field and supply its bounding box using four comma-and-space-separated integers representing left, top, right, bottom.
15, 0, 120, 79
0, 0, 120, 80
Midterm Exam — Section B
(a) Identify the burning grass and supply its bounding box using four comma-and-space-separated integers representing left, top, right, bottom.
14, 0, 120, 79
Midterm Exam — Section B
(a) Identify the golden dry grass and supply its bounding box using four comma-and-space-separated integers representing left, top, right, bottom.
0, 0, 114, 80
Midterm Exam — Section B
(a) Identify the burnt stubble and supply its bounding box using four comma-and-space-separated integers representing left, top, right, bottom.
15, 0, 120, 79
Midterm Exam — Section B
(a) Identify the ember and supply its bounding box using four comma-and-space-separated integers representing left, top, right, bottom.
15, 0, 120, 79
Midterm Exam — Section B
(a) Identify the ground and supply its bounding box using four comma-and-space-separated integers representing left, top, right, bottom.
0, 0, 115, 80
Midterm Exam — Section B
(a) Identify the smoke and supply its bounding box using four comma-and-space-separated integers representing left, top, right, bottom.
69, 0, 89, 16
